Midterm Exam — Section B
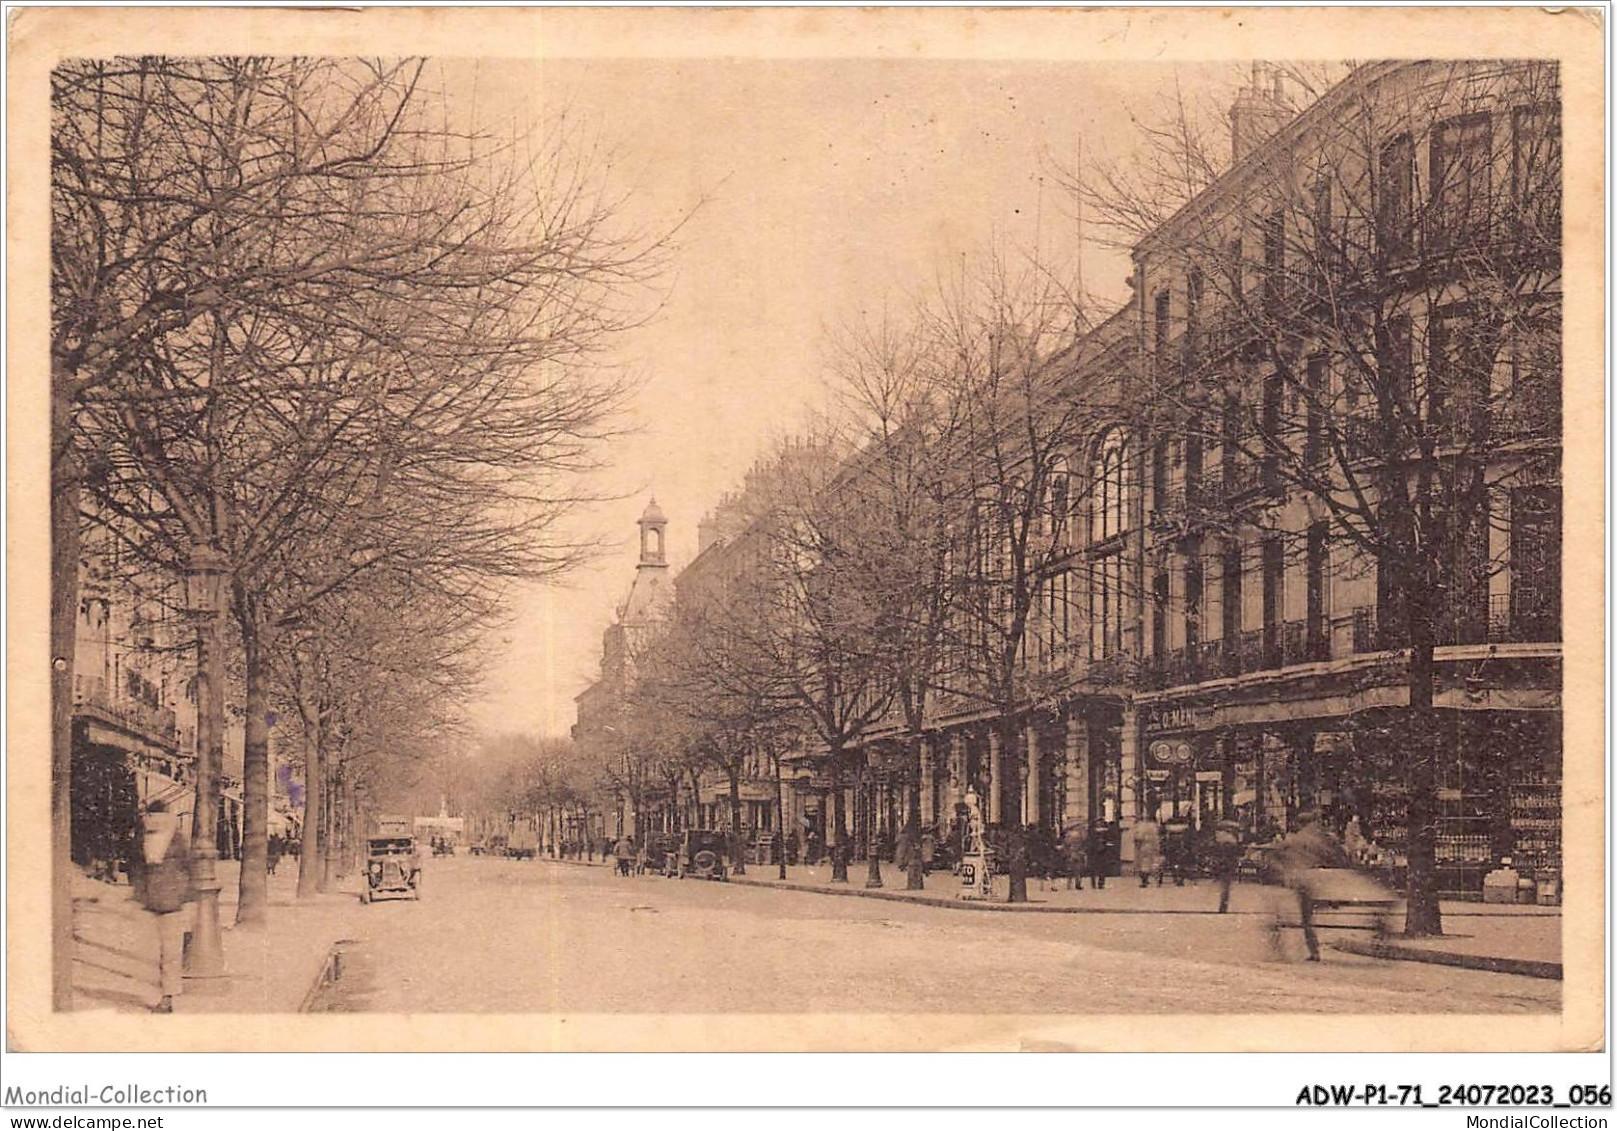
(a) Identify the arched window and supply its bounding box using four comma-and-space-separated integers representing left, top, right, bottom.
1088, 427, 1132, 661
1046, 456, 1071, 543
1091, 427, 1131, 543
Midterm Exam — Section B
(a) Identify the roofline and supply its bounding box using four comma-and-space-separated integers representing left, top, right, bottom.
1135, 60, 1419, 259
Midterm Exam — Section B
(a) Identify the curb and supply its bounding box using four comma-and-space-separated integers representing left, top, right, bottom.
298, 943, 346, 1012
1333, 939, 1562, 980
726, 874, 1265, 916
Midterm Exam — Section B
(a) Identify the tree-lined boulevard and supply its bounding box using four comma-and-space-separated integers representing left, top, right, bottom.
305, 857, 1557, 1015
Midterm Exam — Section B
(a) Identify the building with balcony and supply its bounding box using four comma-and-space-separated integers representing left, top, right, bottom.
1122, 59, 1562, 893
70, 524, 274, 875
826, 59, 1561, 894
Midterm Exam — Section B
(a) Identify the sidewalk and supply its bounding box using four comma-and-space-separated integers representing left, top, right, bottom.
71, 860, 364, 1014
726, 863, 1561, 976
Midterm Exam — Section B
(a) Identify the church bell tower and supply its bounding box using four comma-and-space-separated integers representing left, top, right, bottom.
637, 498, 668, 568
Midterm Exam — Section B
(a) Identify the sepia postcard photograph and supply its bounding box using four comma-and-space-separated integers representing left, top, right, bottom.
3, 4, 1606, 1077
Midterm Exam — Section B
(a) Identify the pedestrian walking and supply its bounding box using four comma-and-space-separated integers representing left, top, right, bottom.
1086, 820, 1114, 889
613, 835, 634, 878
1133, 818, 1164, 887
1210, 819, 1243, 913
133, 800, 193, 1014
266, 832, 283, 876
894, 825, 914, 872
1060, 824, 1088, 890
1271, 810, 1352, 961
1162, 815, 1193, 886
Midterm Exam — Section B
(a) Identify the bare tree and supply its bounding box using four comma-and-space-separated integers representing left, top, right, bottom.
825, 312, 971, 889
920, 248, 1112, 903
56, 55, 663, 954
1062, 60, 1561, 934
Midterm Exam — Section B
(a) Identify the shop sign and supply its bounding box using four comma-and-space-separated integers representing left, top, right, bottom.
959, 853, 993, 900
1195, 771, 1223, 783
1145, 769, 1171, 783
1142, 704, 1211, 734
1143, 705, 1194, 734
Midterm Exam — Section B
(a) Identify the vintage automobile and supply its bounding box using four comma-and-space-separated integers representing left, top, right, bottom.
673, 829, 729, 881
361, 830, 421, 903
635, 832, 673, 876
505, 825, 538, 860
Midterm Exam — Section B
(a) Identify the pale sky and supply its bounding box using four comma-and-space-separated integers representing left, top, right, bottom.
457, 57, 1238, 738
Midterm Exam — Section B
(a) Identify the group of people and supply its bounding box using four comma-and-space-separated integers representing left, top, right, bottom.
265, 831, 300, 874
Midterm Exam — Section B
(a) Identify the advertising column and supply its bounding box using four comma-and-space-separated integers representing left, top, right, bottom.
1118, 702, 1140, 866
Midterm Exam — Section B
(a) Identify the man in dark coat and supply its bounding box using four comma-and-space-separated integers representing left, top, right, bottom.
1060, 824, 1089, 890
1209, 820, 1244, 913
1086, 820, 1113, 889
134, 800, 193, 1013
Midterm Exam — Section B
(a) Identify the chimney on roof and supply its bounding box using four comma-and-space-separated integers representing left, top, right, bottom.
1229, 62, 1292, 165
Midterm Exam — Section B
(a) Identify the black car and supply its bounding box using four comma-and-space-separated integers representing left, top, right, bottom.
674, 829, 729, 881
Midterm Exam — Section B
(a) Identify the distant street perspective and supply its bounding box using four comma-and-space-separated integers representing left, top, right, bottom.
49, 44, 1563, 1033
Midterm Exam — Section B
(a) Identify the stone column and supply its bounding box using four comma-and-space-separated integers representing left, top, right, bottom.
1026, 722, 1042, 828
950, 731, 966, 807
987, 729, 1003, 822
1118, 702, 1140, 867
1064, 713, 1090, 830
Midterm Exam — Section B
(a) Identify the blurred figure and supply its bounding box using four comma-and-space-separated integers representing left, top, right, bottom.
134, 800, 192, 1013
613, 834, 634, 878
1133, 818, 1164, 887
1086, 819, 1114, 889
1060, 824, 1088, 890
1210, 819, 1244, 913
1162, 815, 1193, 886
1272, 810, 1352, 961
1342, 814, 1370, 864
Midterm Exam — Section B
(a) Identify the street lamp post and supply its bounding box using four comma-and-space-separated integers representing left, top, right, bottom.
865, 761, 884, 889
772, 748, 788, 881
184, 543, 228, 979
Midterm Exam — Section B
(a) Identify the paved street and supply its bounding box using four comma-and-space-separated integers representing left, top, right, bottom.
311, 857, 1559, 1014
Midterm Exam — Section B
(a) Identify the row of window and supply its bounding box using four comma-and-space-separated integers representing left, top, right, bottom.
1021, 484, 1561, 684
1148, 99, 1561, 356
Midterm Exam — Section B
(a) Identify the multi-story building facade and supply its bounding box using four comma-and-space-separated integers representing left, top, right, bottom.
1121, 59, 1561, 891
70, 520, 278, 874
836, 59, 1561, 892
583, 62, 1561, 892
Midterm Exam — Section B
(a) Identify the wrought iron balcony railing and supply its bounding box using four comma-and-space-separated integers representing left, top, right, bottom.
72, 674, 179, 745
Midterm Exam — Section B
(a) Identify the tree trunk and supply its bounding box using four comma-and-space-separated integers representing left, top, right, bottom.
319, 762, 337, 892
773, 755, 788, 880
829, 755, 849, 883
49, 386, 79, 1010
1403, 617, 1444, 936
998, 714, 1028, 904
727, 767, 746, 875
295, 688, 324, 899
186, 549, 229, 973
335, 790, 353, 878
234, 596, 269, 926
906, 733, 925, 891
864, 764, 885, 889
